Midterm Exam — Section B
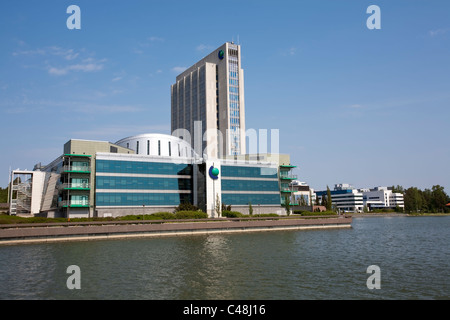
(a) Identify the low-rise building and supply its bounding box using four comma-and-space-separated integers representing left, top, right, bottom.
360, 186, 405, 211
8, 135, 296, 218
316, 184, 364, 213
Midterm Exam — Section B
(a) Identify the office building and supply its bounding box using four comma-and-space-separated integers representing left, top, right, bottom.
360, 186, 405, 211
9, 135, 295, 218
171, 42, 246, 158
7, 42, 298, 218
290, 181, 316, 206
316, 184, 364, 213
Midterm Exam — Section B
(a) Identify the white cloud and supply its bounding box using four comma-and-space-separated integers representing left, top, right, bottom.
71, 124, 170, 139
13, 46, 80, 60
148, 36, 164, 42
172, 66, 187, 73
196, 44, 214, 51
13, 45, 105, 76
48, 67, 68, 76
429, 28, 449, 37
347, 104, 364, 109
112, 76, 122, 82
75, 104, 143, 114
280, 47, 298, 56
47, 58, 105, 76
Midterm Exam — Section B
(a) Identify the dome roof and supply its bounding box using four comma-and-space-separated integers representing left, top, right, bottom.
115, 133, 197, 158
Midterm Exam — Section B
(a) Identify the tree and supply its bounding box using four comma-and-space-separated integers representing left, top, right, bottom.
299, 195, 306, 206
215, 194, 221, 217
321, 194, 327, 207
248, 201, 253, 216
391, 185, 404, 194
404, 187, 424, 213
283, 194, 291, 216
0, 187, 8, 203
326, 186, 332, 211
431, 185, 448, 213
404, 185, 449, 213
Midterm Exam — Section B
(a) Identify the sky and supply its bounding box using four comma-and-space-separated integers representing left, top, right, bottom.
1, 0, 449, 193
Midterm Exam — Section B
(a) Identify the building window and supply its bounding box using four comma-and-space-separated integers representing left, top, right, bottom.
147, 140, 150, 156
158, 140, 161, 156
136, 141, 139, 154
169, 141, 171, 157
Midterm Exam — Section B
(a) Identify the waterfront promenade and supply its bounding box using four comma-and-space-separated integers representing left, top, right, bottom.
0, 215, 352, 245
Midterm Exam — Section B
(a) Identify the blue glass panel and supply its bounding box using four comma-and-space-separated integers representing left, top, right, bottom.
221, 193, 281, 206
96, 176, 192, 190
221, 166, 278, 178
96, 192, 192, 207
221, 180, 279, 192
96, 160, 192, 175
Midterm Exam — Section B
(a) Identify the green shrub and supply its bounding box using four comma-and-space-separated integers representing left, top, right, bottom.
299, 211, 337, 216
222, 210, 245, 218
253, 213, 279, 217
174, 203, 199, 212
174, 211, 208, 219
151, 212, 176, 220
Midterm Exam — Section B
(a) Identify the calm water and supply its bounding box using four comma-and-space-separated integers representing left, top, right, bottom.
0, 216, 449, 300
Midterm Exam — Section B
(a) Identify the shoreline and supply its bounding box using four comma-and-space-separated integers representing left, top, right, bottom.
0, 216, 352, 245
347, 213, 450, 217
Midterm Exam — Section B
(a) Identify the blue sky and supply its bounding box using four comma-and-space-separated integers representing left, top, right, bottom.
1, 0, 449, 193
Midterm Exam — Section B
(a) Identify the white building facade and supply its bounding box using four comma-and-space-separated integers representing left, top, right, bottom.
360, 186, 405, 211
171, 42, 246, 158
316, 184, 364, 213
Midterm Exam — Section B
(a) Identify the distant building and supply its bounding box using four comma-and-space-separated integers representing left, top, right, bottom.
316, 184, 364, 213
359, 186, 405, 211
290, 181, 316, 206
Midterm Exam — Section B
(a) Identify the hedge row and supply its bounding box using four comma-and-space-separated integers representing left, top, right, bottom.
221, 211, 279, 218
119, 211, 208, 220
293, 210, 337, 216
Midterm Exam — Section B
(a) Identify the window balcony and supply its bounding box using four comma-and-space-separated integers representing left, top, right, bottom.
58, 183, 90, 190
60, 165, 91, 173
280, 186, 294, 193
58, 200, 90, 208
280, 173, 298, 180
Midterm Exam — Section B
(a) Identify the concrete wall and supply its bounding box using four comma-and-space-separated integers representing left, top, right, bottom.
96, 206, 178, 218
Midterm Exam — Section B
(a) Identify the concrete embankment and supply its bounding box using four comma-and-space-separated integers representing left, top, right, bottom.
0, 216, 352, 245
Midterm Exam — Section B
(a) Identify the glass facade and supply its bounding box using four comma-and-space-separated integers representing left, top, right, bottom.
96, 160, 192, 176
221, 165, 280, 206
222, 179, 279, 192
228, 48, 241, 155
221, 166, 278, 178
96, 176, 191, 190
96, 193, 192, 207
96, 159, 192, 207
222, 194, 280, 206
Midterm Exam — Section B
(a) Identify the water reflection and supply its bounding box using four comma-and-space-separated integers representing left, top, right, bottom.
0, 217, 449, 299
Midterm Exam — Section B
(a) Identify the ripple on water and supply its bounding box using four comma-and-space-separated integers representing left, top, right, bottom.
0, 217, 449, 299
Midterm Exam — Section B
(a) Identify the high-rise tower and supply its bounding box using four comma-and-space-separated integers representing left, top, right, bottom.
171, 42, 246, 159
